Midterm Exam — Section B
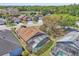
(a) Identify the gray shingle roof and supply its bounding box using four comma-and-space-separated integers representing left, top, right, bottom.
52, 42, 79, 56
0, 18, 5, 25
57, 31, 79, 42
0, 29, 21, 55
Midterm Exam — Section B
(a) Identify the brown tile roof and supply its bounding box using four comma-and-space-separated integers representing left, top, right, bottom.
16, 27, 43, 42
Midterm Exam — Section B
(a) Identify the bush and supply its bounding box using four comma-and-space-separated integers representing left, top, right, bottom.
22, 50, 29, 56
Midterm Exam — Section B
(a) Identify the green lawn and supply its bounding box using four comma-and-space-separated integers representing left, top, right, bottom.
52, 14, 79, 19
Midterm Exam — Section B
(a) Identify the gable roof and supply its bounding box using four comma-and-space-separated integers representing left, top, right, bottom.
15, 26, 43, 42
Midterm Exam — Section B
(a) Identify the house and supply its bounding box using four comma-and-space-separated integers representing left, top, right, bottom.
0, 27, 22, 56
0, 18, 6, 25
12, 17, 21, 24
7, 8, 19, 16
15, 26, 51, 53
1, 9, 8, 15
18, 15, 29, 21
51, 31, 79, 56
32, 15, 43, 26
0, 9, 3, 14
0, 8, 19, 16
33, 15, 43, 22
64, 26, 79, 32
26, 17, 34, 26
76, 21, 79, 27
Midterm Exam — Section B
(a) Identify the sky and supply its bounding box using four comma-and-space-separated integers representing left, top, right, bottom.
0, 0, 79, 6
0, 3, 76, 6
0, 0, 79, 3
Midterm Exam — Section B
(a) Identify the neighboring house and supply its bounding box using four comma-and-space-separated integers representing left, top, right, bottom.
26, 16, 43, 27
12, 17, 21, 24
15, 26, 51, 53
0, 9, 3, 14
76, 21, 79, 27
19, 15, 34, 26
26, 18, 34, 26
7, 8, 19, 16
1, 9, 8, 15
51, 31, 79, 56
18, 15, 29, 21
64, 26, 79, 32
38, 16, 43, 20
0, 18, 6, 25
33, 15, 43, 22
0, 28, 22, 56
33, 15, 43, 26
0, 8, 19, 16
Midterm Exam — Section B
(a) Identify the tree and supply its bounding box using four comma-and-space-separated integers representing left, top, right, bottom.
40, 15, 65, 38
